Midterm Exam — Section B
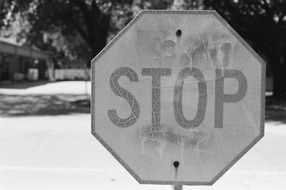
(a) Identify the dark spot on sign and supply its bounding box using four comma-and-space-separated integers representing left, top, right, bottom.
176, 29, 182, 37
173, 161, 180, 168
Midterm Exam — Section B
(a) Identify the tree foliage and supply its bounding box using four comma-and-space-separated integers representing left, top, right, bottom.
0, 0, 173, 62
1, 0, 136, 61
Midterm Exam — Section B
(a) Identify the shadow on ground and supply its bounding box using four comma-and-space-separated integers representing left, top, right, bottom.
0, 81, 50, 89
0, 94, 90, 116
0, 93, 285, 124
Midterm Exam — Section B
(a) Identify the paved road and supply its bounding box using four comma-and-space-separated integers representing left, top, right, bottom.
0, 81, 285, 189
0, 114, 286, 190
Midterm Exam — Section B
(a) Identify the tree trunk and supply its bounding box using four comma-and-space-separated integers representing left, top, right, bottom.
71, 0, 111, 65
90, 25, 108, 57
272, 66, 284, 98
89, 9, 110, 63
269, 52, 286, 99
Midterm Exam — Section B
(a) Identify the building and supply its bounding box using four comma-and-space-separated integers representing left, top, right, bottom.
0, 39, 54, 82
54, 59, 90, 81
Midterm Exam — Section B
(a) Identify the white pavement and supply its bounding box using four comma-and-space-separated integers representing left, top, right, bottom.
0, 114, 286, 190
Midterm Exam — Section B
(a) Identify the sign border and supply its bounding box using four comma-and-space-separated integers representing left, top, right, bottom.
91, 10, 266, 186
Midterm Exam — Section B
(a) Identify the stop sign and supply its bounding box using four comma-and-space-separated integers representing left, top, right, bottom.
91, 10, 265, 185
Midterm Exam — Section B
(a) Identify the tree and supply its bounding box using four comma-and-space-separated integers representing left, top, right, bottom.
1, 0, 137, 62
1, 0, 175, 65
203, 0, 286, 98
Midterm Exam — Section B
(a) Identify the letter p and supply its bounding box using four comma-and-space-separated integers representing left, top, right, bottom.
215, 69, 247, 128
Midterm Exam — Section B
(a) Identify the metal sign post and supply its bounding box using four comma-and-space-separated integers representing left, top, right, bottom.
91, 10, 265, 187
174, 185, 182, 190
173, 161, 182, 190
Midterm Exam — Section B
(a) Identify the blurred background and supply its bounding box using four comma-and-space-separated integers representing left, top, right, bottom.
0, 0, 285, 190
0, 0, 285, 110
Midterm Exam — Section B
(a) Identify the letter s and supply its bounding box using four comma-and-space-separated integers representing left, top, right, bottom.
108, 67, 140, 128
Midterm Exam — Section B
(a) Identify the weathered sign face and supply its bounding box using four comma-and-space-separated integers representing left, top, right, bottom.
91, 10, 265, 185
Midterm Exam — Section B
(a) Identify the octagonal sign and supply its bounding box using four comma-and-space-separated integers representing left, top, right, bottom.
91, 10, 265, 185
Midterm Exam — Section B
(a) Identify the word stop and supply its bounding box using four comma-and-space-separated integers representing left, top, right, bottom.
108, 67, 247, 129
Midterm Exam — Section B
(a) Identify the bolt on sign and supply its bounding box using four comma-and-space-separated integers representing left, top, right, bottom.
91, 10, 265, 186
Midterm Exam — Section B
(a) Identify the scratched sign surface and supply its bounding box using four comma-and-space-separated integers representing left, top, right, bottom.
91, 10, 265, 185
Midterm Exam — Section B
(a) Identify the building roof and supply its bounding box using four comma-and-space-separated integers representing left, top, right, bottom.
0, 38, 51, 60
